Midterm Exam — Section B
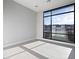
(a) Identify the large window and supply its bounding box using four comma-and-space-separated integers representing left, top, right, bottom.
43, 4, 75, 43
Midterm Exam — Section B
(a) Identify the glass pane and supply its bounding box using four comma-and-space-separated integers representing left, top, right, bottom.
52, 34, 68, 41
44, 17, 51, 25
52, 25, 66, 34
52, 5, 74, 15
43, 32, 52, 39
44, 12, 51, 16
43, 4, 75, 43
44, 25, 51, 32
52, 12, 74, 43
52, 12, 74, 25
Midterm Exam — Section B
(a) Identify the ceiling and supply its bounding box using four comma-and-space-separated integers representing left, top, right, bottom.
13, 0, 75, 12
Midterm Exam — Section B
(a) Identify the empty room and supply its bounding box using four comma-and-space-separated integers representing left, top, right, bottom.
3, 0, 75, 59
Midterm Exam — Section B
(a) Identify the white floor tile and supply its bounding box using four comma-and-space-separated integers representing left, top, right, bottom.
32, 43, 72, 59
8, 51, 38, 59
23, 41, 45, 49
4, 47, 24, 58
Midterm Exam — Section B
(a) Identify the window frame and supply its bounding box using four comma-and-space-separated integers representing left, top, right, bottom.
43, 3, 75, 43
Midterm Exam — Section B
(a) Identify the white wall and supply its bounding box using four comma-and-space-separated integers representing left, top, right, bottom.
36, 12, 43, 39
3, 0, 37, 47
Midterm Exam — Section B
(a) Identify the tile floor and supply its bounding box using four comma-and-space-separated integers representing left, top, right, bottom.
4, 41, 73, 59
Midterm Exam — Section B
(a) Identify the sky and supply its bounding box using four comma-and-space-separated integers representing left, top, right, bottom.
44, 12, 74, 25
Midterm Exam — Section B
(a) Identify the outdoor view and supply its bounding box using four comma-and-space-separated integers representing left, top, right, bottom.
43, 4, 75, 43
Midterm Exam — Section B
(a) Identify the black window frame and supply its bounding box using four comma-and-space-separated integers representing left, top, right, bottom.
43, 3, 75, 43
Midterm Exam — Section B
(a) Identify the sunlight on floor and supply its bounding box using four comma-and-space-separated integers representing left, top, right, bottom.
4, 47, 24, 58
23, 41, 46, 49
32, 43, 72, 59
4, 41, 72, 59
7, 51, 38, 59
